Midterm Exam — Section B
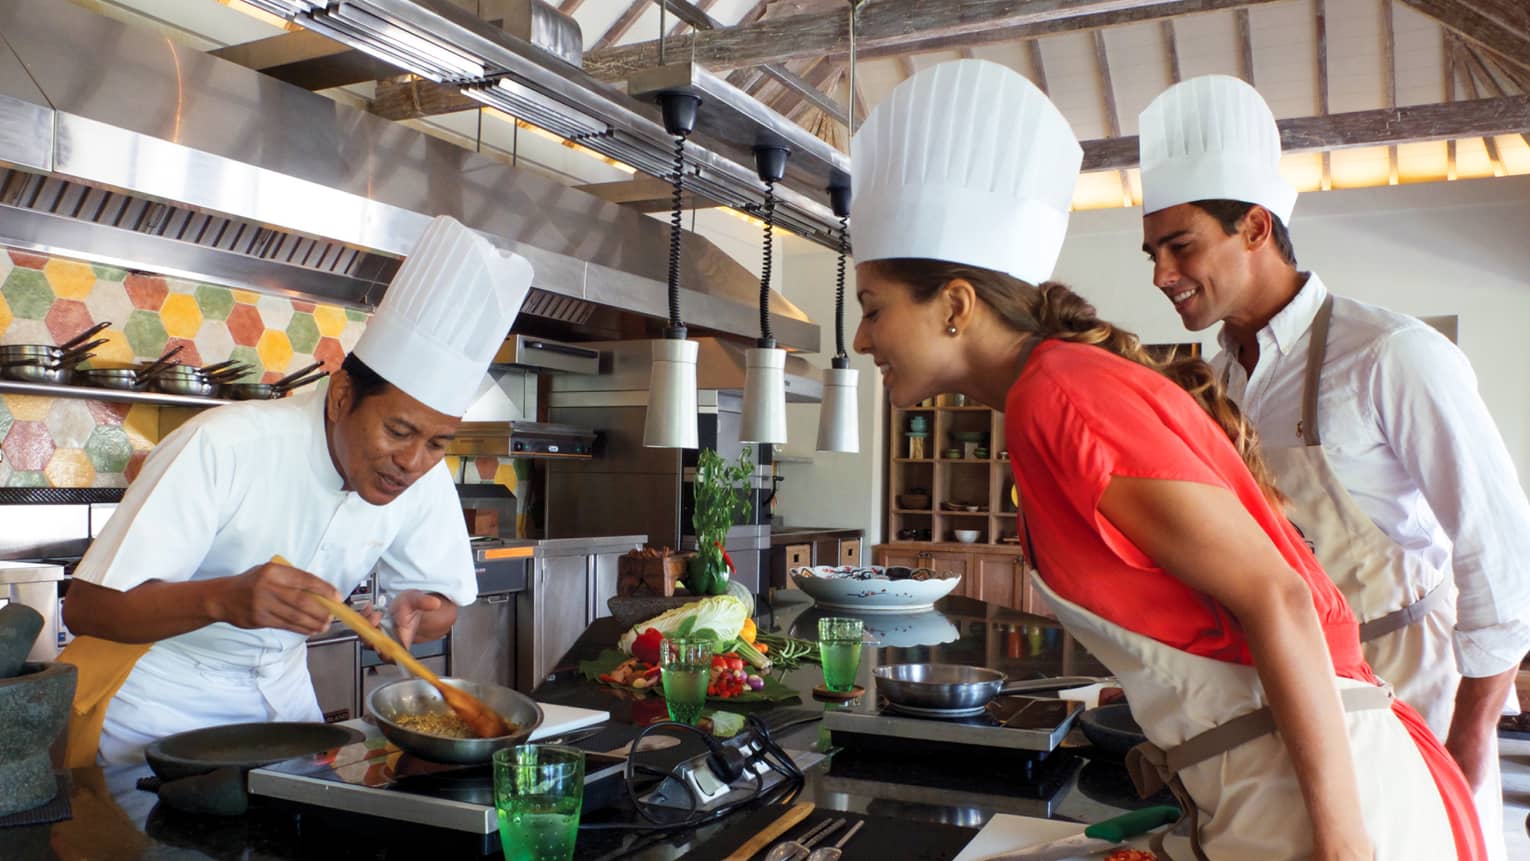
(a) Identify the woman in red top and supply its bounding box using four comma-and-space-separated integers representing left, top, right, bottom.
849, 61, 1484, 861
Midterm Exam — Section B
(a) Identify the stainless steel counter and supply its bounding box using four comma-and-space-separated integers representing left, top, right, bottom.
518, 534, 646, 693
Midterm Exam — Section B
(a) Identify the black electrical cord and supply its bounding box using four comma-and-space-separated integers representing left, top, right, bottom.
758, 177, 776, 344
667, 129, 690, 333
579, 718, 805, 833
835, 213, 849, 360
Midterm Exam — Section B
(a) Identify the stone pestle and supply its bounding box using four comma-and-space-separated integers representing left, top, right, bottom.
0, 604, 45, 678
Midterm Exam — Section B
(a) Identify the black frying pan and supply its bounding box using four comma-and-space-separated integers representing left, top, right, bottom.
145, 721, 362, 781
1077, 702, 1148, 760
140, 721, 363, 815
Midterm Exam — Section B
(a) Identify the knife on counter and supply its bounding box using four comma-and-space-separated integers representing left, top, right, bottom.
974, 806, 1181, 861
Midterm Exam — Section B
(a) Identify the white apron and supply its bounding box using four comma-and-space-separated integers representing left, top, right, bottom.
97, 640, 320, 765
1247, 295, 1502, 858
1033, 573, 1457, 860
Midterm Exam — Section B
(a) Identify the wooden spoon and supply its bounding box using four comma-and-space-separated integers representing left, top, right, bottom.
275, 557, 514, 739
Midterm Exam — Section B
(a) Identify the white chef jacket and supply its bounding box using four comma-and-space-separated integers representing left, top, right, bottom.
1214, 273, 1530, 678
72, 388, 475, 750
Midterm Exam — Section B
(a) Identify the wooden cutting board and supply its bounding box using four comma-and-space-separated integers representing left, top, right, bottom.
952, 814, 1153, 860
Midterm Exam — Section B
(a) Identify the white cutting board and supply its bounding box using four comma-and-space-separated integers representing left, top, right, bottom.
527, 703, 608, 741
953, 814, 1153, 860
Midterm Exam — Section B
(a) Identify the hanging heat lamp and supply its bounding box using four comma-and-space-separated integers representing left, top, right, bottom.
739, 144, 791, 445
816, 0, 862, 453
642, 90, 702, 449
816, 176, 858, 452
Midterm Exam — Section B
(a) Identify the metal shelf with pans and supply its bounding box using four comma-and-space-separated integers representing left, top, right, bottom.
0, 379, 233, 408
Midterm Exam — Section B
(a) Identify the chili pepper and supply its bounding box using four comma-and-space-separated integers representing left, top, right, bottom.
714, 540, 736, 575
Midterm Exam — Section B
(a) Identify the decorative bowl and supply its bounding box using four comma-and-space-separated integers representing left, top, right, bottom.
953, 529, 980, 543
789, 565, 961, 613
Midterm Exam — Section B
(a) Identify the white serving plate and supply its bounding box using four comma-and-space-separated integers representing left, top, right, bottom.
788, 565, 962, 613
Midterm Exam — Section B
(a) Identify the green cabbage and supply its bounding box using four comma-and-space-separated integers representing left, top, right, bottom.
617, 595, 749, 655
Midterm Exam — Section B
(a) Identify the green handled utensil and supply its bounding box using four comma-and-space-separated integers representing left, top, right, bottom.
977, 805, 1181, 861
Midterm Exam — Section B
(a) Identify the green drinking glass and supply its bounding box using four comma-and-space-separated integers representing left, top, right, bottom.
660, 636, 712, 725
493, 744, 585, 861
818, 616, 864, 692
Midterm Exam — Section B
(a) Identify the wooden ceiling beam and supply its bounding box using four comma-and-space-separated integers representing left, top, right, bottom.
1315, 0, 1331, 188
1092, 30, 1132, 199
653, 0, 850, 126
1445, 30, 1458, 179
1381, 0, 1398, 183
1452, 41, 1504, 174
1080, 94, 1530, 170
1161, 20, 1181, 83
584, 0, 1288, 82
1457, 41, 1530, 151
594, 0, 652, 51
1027, 39, 1050, 95
1396, 0, 1530, 76
1235, 9, 1255, 84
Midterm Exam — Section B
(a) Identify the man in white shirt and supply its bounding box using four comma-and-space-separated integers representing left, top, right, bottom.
1138, 75, 1529, 859
61, 215, 532, 764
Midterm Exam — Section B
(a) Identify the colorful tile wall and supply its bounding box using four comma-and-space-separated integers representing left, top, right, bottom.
0, 247, 365, 488
0, 247, 528, 502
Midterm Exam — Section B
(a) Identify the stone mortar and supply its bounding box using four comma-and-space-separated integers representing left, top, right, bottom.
0, 662, 77, 817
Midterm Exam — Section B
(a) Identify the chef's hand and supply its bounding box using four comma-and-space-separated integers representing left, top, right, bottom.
387, 589, 448, 648
214, 560, 341, 636
1445, 668, 1517, 791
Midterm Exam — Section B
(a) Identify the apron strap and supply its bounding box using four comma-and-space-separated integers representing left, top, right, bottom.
1218, 290, 1335, 448
1357, 579, 1450, 642
1298, 293, 1336, 447
1124, 682, 1394, 861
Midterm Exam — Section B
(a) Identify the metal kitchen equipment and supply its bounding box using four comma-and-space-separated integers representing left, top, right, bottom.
0, 1, 821, 353
367, 677, 543, 764
823, 692, 1083, 757
545, 338, 821, 598
248, 718, 627, 856
0, 562, 65, 662
872, 665, 1105, 715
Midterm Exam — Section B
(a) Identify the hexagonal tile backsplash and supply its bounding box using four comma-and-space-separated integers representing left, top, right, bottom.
0, 247, 370, 488
0, 246, 526, 497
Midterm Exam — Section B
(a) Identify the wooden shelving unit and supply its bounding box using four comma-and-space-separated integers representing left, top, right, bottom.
885, 393, 1019, 548
877, 393, 1039, 614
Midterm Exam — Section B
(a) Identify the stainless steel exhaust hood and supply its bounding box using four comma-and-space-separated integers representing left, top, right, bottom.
0, 0, 820, 353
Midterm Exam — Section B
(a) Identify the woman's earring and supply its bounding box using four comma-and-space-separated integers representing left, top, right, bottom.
946, 326, 958, 336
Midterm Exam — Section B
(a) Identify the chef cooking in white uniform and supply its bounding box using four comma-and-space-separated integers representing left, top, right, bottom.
59, 215, 532, 765
1137, 75, 1530, 860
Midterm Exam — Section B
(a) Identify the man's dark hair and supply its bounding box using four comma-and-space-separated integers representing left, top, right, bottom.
340, 353, 390, 411
1189, 199, 1297, 267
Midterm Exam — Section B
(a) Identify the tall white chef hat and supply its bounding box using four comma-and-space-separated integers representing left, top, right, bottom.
851, 59, 1082, 285
1138, 75, 1297, 223
353, 215, 533, 416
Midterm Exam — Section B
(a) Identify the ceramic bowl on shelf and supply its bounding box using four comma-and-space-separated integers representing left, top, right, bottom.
943, 448, 962, 459
898, 492, 931, 509
953, 529, 980, 544
789, 565, 962, 613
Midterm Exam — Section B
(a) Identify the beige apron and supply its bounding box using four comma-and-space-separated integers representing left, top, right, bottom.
1241, 296, 1503, 859
1033, 573, 1457, 860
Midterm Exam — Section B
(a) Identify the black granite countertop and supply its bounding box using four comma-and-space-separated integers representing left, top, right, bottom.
12, 593, 1163, 860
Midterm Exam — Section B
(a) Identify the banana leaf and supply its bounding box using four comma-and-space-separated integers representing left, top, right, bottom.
578, 649, 800, 704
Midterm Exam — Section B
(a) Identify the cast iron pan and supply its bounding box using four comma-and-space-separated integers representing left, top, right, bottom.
1077, 702, 1148, 760
140, 722, 363, 816
146, 721, 363, 781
